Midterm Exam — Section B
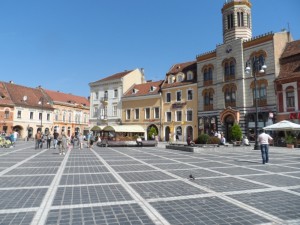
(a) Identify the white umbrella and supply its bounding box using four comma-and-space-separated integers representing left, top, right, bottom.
263, 120, 300, 131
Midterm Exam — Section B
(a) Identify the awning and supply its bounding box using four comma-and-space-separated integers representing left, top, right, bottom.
103, 125, 145, 133
90, 126, 105, 131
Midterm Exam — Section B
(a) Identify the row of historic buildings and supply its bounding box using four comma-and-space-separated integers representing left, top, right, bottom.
0, 81, 90, 139
89, 0, 300, 142
1, 0, 299, 142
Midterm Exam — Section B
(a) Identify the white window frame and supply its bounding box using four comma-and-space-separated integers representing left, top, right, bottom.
112, 105, 117, 117
154, 107, 160, 119
126, 109, 131, 120
187, 71, 193, 80
114, 89, 118, 98
176, 110, 182, 122
134, 108, 140, 120
166, 92, 171, 103
176, 90, 182, 102
166, 112, 172, 122
145, 108, 150, 119
186, 110, 193, 121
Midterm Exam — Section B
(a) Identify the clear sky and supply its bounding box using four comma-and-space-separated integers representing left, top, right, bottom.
0, 0, 299, 98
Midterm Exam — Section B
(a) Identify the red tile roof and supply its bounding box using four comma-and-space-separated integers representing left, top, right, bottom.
91, 70, 133, 83
166, 61, 196, 75
277, 40, 300, 80
2, 82, 53, 109
162, 60, 197, 89
123, 80, 163, 97
0, 82, 14, 106
44, 89, 90, 107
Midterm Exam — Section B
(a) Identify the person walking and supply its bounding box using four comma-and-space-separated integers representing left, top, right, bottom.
46, 133, 52, 149
59, 132, 67, 156
53, 132, 59, 149
35, 131, 42, 149
258, 129, 273, 164
78, 133, 84, 149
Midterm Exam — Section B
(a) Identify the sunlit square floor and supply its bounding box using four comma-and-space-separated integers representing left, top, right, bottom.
0, 141, 300, 225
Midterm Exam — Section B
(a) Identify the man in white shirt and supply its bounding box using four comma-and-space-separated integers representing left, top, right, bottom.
258, 130, 273, 164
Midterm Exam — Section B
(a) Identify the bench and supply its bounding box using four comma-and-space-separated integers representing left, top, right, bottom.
97, 140, 157, 147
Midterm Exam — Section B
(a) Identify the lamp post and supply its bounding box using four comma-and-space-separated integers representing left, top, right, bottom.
245, 56, 267, 150
38, 97, 49, 132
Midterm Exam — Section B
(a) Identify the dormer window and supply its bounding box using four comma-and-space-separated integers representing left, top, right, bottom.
187, 71, 193, 80
177, 73, 184, 82
150, 86, 156, 92
132, 89, 139, 94
168, 75, 175, 84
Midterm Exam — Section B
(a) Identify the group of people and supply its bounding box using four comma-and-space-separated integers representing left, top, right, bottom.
34, 131, 96, 155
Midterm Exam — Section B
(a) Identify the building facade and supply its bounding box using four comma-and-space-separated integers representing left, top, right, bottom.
89, 68, 145, 127
43, 89, 90, 136
122, 80, 163, 140
0, 82, 14, 135
275, 40, 300, 122
1, 81, 54, 139
161, 61, 198, 142
197, 0, 292, 142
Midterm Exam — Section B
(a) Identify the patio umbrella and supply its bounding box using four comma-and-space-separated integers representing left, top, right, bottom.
263, 120, 300, 131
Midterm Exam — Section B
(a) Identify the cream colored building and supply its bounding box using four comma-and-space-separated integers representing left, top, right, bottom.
161, 61, 198, 142
89, 68, 145, 127
43, 89, 90, 136
122, 80, 163, 140
197, 0, 293, 142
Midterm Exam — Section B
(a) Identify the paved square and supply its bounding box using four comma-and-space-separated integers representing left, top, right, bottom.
0, 141, 300, 225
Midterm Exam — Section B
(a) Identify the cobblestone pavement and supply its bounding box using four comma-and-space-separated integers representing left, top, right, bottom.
0, 141, 300, 225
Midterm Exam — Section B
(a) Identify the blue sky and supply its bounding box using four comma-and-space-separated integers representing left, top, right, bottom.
0, 0, 299, 98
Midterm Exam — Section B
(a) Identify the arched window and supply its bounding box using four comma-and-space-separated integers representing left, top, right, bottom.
208, 68, 212, 81
204, 68, 208, 81
230, 61, 235, 76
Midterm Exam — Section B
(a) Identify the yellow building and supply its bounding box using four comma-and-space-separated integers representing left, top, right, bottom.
122, 80, 163, 140
161, 61, 198, 142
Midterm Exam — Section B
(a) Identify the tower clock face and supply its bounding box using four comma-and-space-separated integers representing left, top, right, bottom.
226, 45, 232, 53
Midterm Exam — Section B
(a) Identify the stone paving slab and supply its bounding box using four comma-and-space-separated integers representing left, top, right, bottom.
0, 141, 300, 225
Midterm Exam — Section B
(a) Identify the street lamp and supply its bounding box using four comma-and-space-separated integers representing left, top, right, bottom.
245, 56, 267, 150
38, 97, 49, 133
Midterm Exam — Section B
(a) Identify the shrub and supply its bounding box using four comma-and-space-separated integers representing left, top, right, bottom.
197, 134, 210, 144
207, 136, 221, 144
148, 126, 158, 139
230, 124, 242, 141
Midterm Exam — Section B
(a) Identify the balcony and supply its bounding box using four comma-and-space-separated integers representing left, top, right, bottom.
101, 97, 108, 105
204, 105, 213, 111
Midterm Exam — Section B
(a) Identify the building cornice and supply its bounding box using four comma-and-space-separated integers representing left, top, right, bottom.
243, 32, 274, 48
221, 1, 252, 13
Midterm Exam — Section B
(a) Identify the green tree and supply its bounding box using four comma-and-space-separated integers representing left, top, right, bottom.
230, 124, 242, 141
148, 126, 158, 139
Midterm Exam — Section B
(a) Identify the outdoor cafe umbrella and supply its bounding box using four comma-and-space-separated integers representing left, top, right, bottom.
263, 120, 300, 131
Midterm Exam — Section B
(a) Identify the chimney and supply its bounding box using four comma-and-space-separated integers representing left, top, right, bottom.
9, 80, 14, 84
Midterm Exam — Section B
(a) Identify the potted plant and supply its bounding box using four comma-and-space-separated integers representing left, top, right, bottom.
230, 124, 242, 145
285, 135, 295, 149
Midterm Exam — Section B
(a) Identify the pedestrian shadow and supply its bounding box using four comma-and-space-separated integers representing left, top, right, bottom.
234, 160, 261, 164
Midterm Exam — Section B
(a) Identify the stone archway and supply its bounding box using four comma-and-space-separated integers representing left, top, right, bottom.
220, 107, 240, 142
13, 125, 23, 138
147, 124, 158, 140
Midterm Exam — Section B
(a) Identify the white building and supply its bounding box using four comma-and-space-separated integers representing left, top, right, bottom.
89, 68, 145, 127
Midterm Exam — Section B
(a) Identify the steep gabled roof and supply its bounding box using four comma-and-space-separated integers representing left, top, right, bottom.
0, 82, 14, 106
44, 89, 90, 107
123, 80, 163, 98
277, 40, 300, 80
3, 82, 53, 109
166, 61, 196, 75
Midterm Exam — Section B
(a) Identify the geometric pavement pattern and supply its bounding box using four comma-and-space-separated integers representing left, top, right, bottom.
0, 142, 299, 225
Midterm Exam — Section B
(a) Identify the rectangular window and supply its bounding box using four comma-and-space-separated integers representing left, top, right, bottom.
176, 91, 182, 101
166, 93, 171, 103
287, 91, 295, 107
135, 108, 139, 120
176, 111, 182, 121
39, 112, 42, 120
17, 110, 22, 118
30, 112, 34, 120
145, 108, 150, 119
47, 113, 50, 121
95, 92, 99, 100
4, 110, 9, 119
187, 90, 193, 100
166, 112, 171, 122
114, 89, 118, 98
55, 113, 58, 121
69, 113, 71, 122
187, 110, 193, 121
126, 109, 131, 120
112, 105, 117, 116
93, 106, 98, 117
154, 107, 159, 119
